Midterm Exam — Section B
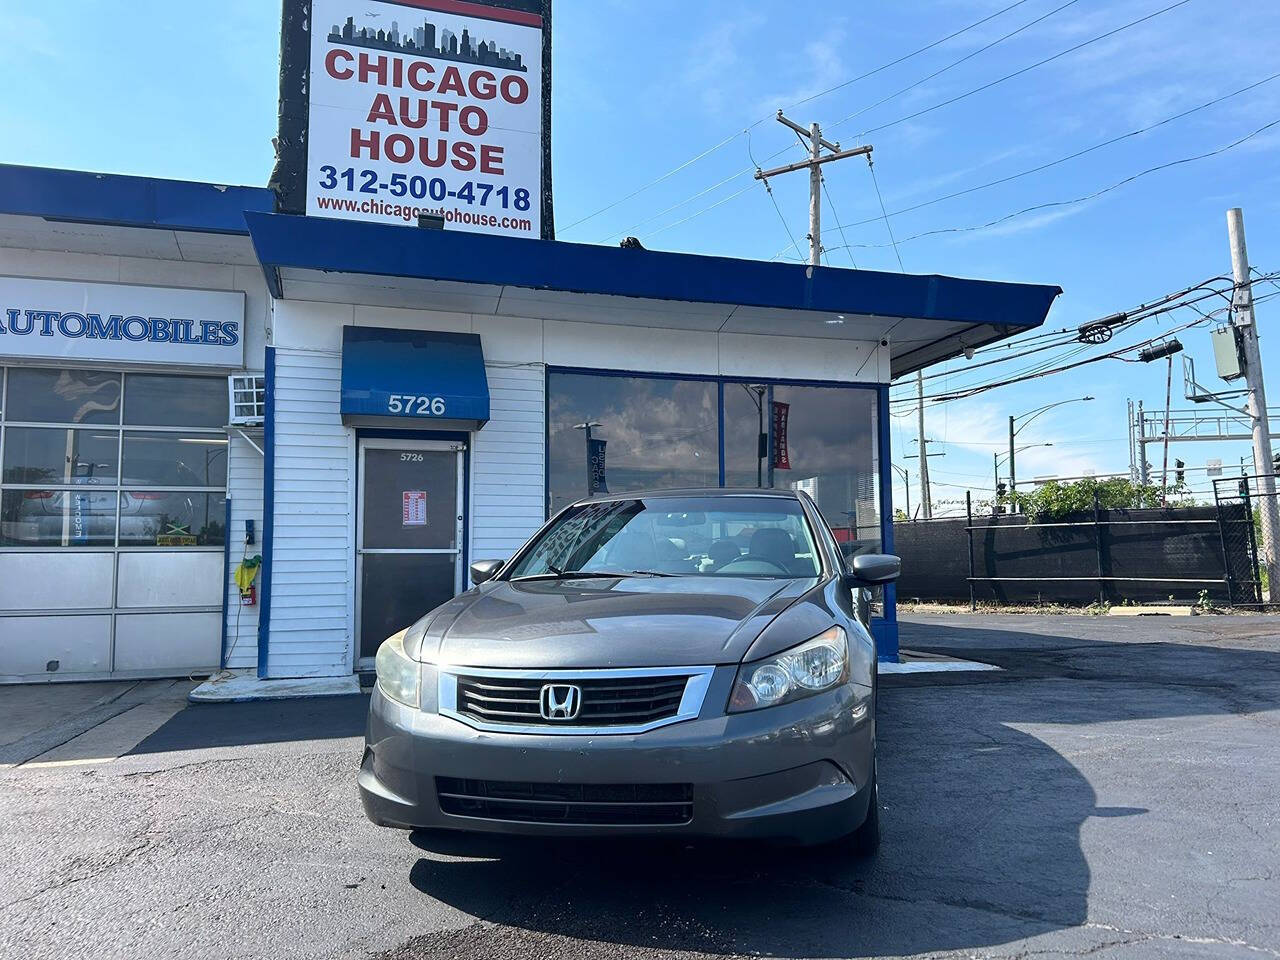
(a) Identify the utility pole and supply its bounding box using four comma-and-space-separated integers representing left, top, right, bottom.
754, 111, 873, 267
1227, 208, 1280, 603
916, 372, 933, 518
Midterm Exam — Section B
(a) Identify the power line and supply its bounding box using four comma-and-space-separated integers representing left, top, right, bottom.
820, 174, 857, 269
868, 160, 905, 272
825, 117, 1280, 254
785, 0, 1037, 111
832, 0, 1083, 132
889, 279, 1280, 406
559, 0, 1040, 235
837, 0, 1197, 139
907, 276, 1236, 386
841, 71, 1280, 230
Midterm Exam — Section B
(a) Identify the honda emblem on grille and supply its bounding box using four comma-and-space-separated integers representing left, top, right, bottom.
540, 683, 582, 721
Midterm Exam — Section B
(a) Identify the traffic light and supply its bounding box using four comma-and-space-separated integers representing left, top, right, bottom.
1175, 459, 1185, 485
996, 482, 1008, 499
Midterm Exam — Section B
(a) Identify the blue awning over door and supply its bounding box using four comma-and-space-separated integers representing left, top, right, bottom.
340, 326, 490, 427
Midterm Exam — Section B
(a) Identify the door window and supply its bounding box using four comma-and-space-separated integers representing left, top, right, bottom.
357, 443, 461, 661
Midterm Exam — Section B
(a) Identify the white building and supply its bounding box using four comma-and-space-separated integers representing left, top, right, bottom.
0, 163, 1060, 685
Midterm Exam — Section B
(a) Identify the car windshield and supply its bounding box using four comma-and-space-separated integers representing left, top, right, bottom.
506, 496, 823, 580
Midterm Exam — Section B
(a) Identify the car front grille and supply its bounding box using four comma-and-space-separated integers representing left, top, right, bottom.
436, 777, 694, 825
455, 673, 691, 727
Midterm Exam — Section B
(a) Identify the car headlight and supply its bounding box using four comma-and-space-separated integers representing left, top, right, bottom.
375, 631, 421, 708
728, 625, 848, 713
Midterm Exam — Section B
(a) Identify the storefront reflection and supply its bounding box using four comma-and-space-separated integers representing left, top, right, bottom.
546, 372, 880, 556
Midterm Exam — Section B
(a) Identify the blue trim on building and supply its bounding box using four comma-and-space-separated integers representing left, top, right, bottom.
0, 163, 273, 235
245, 211, 1061, 327
875, 384, 899, 662
220, 496, 233, 670
257, 346, 277, 680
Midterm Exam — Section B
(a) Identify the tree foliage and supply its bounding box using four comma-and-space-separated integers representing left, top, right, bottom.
1005, 477, 1182, 521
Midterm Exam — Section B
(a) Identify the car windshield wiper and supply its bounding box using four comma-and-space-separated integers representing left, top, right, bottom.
512, 569, 677, 581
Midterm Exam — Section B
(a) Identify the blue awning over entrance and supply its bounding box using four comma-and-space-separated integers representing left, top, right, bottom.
340, 326, 490, 427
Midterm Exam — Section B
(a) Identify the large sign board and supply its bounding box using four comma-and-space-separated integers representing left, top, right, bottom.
0, 277, 245, 368
274, 0, 553, 240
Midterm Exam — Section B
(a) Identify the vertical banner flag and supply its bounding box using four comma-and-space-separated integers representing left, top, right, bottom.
274, 0, 554, 239
588, 438, 609, 495
771, 402, 791, 470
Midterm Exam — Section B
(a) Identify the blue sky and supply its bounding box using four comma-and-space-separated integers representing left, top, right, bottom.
3, 0, 1279, 514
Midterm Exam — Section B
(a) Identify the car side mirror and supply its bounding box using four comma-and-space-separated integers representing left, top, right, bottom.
844, 553, 901, 587
470, 559, 505, 584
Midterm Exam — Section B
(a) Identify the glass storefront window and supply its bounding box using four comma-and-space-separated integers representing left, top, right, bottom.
122, 433, 227, 487
546, 371, 881, 559
2, 427, 120, 485
124, 374, 226, 427
0, 489, 116, 547
5, 369, 121, 424
2, 369, 227, 549
547, 372, 719, 515
725, 382, 880, 556
117, 492, 226, 547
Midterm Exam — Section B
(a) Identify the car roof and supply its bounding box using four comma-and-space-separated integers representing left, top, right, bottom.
570, 487, 802, 507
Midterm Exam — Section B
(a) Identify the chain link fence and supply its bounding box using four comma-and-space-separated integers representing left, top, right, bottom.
1211, 474, 1277, 607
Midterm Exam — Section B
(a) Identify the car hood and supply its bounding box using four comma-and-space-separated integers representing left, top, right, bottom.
419, 575, 818, 669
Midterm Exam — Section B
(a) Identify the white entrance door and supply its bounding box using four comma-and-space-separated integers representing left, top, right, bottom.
356, 439, 464, 668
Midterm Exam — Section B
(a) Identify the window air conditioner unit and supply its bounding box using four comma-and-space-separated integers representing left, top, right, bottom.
229, 374, 266, 426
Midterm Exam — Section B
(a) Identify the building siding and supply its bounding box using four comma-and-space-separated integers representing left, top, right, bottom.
471, 365, 547, 564
223, 432, 265, 670
263, 304, 891, 678
265, 348, 354, 678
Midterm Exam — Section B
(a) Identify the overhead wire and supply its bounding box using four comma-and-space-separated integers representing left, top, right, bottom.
839, 71, 1280, 230
561, 0, 1041, 236
822, 117, 1280, 256
835, 0, 1196, 139
887, 277, 1280, 406
749, 131, 806, 261
604, 0, 1121, 243
832, 0, 1084, 133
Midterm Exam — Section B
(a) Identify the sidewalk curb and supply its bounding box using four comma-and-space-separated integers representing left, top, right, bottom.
189, 673, 363, 703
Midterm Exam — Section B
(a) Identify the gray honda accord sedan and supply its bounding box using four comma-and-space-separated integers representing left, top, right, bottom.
359, 488, 899, 852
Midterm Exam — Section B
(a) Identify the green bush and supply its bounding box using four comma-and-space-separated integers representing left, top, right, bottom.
1004, 477, 1186, 522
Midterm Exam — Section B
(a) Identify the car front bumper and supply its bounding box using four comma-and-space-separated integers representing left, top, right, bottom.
358, 666, 874, 844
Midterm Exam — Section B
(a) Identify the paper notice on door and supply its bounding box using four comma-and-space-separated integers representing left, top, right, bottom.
402, 491, 428, 527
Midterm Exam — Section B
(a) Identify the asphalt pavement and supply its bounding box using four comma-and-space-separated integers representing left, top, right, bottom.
1, 613, 1278, 960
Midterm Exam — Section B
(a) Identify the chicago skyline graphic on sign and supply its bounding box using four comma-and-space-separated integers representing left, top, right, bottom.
328, 14, 528, 71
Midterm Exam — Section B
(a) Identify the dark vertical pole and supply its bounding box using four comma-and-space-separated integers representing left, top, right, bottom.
1213, 480, 1234, 607
1242, 477, 1262, 604
583, 423, 593, 498
1008, 415, 1017, 511
1093, 488, 1106, 608
756, 395, 764, 488
966, 491, 976, 612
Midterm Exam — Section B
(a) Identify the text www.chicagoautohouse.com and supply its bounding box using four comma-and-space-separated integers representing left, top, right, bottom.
314, 194, 533, 232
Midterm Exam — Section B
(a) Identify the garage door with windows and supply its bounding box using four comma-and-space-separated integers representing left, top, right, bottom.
0, 367, 230, 681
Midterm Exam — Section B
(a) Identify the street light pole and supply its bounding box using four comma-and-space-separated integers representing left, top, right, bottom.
891, 463, 911, 518
1009, 396, 1095, 511
1008, 414, 1016, 501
